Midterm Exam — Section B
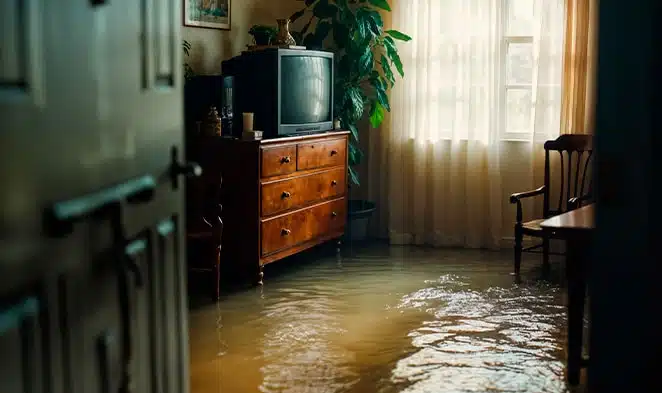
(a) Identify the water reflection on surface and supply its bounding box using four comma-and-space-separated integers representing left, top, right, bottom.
189, 245, 571, 393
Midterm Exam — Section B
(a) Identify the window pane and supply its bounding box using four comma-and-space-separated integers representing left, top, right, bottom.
505, 89, 532, 133
506, 0, 535, 36
506, 43, 533, 85
534, 86, 562, 134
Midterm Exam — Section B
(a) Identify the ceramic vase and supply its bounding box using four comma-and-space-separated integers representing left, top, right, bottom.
275, 19, 296, 46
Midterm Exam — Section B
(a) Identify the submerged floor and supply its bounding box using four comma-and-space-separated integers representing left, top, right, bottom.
188, 243, 585, 393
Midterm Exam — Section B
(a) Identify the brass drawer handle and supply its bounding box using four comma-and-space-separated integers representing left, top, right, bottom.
331, 211, 338, 217
330, 150, 338, 156
281, 228, 291, 236
281, 156, 291, 164
281, 191, 291, 199
331, 180, 338, 186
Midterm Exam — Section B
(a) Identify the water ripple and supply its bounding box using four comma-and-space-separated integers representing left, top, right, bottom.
189, 248, 572, 393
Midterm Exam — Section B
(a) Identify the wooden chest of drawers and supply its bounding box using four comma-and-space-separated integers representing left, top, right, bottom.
193, 131, 349, 286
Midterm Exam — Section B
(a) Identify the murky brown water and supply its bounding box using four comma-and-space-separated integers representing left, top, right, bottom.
189, 245, 574, 393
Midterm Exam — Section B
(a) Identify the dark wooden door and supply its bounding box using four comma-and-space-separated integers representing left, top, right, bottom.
0, 1, 190, 393
590, 0, 659, 392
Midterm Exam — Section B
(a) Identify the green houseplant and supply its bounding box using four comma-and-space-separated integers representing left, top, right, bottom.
182, 40, 195, 81
289, 0, 411, 186
249, 25, 279, 46
289, 0, 410, 241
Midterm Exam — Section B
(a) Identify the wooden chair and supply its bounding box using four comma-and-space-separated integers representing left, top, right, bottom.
509, 134, 593, 275
186, 174, 223, 300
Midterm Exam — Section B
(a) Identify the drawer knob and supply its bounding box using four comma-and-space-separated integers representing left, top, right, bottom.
281, 228, 291, 236
330, 150, 338, 156
331, 180, 338, 186
281, 191, 291, 199
331, 211, 338, 217
281, 156, 291, 164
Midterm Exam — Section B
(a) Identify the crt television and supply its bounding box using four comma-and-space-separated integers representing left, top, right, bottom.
222, 48, 334, 138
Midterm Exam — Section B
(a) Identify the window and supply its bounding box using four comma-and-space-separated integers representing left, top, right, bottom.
502, 0, 563, 141
395, 0, 565, 143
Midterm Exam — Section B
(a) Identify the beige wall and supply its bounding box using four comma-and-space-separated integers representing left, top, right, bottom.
183, 0, 301, 75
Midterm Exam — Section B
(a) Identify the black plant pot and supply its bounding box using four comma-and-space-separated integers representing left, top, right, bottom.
346, 200, 376, 241
251, 33, 272, 46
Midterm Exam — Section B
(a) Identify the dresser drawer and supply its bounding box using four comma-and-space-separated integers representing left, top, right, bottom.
261, 145, 297, 178
261, 168, 346, 216
297, 138, 346, 171
261, 198, 346, 256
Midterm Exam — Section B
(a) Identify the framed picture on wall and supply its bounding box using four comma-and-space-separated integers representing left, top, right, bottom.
183, 0, 231, 30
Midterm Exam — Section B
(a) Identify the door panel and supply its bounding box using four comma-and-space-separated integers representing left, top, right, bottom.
0, 294, 43, 393
1, 1, 188, 393
590, 1, 659, 392
156, 218, 188, 393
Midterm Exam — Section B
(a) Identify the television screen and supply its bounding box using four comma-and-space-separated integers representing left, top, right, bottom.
280, 56, 333, 125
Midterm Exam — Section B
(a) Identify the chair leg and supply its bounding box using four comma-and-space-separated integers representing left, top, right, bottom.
213, 245, 221, 301
542, 237, 551, 275
514, 224, 523, 275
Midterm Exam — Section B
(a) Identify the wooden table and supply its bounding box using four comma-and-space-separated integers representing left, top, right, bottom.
541, 204, 594, 385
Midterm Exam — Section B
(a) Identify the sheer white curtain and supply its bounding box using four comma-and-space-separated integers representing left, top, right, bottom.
369, 0, 565, 248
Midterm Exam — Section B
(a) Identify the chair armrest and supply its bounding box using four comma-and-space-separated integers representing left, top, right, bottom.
509, 186, 545, 224
568, 193, 593, 211
509, 186, 546, 204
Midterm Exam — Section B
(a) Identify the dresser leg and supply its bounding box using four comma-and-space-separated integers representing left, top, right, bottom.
256, 265, 264, 286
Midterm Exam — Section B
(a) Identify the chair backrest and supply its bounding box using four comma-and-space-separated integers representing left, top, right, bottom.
186, 173, 223, 236
543, 134, 593, 217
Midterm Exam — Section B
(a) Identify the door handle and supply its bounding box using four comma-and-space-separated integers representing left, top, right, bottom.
170, 147, 202, 189
170, 161, 202, 190
45, 175, 156, 237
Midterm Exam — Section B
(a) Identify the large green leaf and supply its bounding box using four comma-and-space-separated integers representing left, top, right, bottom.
348, 165, 360, 186
303, 33, 316, 48
332, 20, 350, 49
347, 86, 365, 121
368, 0, 392, 11
349, 142, 364, 166
302, 17, 314, 34
338, 3, 354, 24
289, 9, 306, 23
337, 55, 353, 79
357, 45, 374, 77
380, 55, 396, 86
313, 0, 337, 19
348, 123, 359, 142
353, 17, 368, 44
383, 36, 397, 54
314, 21, 333, 45
386, 29, 412, 42
369, 101, 386, 128
384, 36, 404, 77
372, 78, 390, 111
354, 7, 377, 43
362, 8, 383, 37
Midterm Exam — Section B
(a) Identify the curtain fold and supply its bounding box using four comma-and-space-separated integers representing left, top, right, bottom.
368, 0, 566, 249
560, 0, 599, 135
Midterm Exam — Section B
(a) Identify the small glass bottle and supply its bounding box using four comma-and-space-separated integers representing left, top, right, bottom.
203, 106, 222, 136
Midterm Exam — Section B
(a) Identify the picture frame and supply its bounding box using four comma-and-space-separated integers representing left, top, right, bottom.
183, 0, 231, 30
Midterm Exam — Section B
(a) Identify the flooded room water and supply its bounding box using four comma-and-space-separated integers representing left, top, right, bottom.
189, 244, 578, 393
